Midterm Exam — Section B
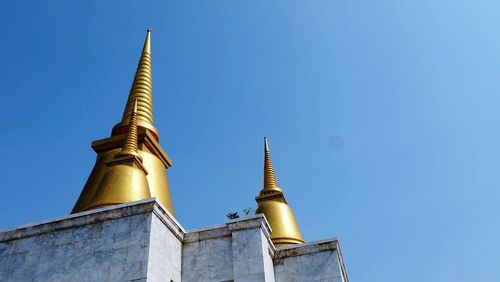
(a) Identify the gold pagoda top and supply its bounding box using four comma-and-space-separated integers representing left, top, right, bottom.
72, 30, 174, 215
256, 137, 304, 247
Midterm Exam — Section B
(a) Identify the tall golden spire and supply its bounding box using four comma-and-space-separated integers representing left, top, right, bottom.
72, 30, 174, 215
112, 29, 159, 140
256, 137, 304, 247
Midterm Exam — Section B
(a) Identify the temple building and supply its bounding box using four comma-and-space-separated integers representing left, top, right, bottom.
0, 30, 349, 282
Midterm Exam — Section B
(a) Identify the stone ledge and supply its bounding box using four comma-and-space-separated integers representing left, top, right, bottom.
0, 198, 183, 243
226, 214, 271, 237
183, 214, 273, 244
274, 238, 339, 259
184, 225, 231, 243
335, 239, 350, 282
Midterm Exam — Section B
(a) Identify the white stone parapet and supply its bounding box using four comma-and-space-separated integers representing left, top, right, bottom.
0, 199, 348, 282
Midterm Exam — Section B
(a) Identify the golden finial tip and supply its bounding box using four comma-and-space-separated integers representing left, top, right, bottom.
142, 28, 152, 55
264, 137, 269, 151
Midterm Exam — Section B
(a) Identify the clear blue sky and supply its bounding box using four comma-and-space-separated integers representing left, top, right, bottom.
1, 1, 499, 281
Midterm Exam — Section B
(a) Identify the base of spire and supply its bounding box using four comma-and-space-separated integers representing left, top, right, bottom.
255, 195, 304, 247
71, 129, 173, 215
112, 121, 160, 141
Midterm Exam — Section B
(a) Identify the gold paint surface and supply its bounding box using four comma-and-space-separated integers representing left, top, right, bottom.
255, 138, 304, 247
71, 135, 174, 215
71, 149, 119, 213
87, 160, 151, 210
81, 98, 151, 211
255, 198, 304, 247
141, 150, 174, 214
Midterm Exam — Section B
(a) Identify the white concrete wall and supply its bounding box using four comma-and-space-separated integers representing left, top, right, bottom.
0, 199, 185, 282
182, 215, 276, 282
230, 228, 275, 282
147, 209, 183, 282
260, 229, 276, 282
0, 204, 153, 281
273, 239, 348, 282
182, 227, 234, 282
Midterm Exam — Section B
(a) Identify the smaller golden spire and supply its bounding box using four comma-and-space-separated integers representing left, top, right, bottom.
115, 99, 141, 160
256, 137, 304, 247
